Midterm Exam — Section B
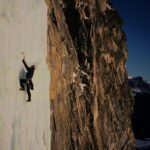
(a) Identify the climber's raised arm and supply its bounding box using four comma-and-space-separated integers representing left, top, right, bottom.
22, 58, 29, 71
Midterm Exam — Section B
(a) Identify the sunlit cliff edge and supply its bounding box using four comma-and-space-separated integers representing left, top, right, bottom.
45, 0, 135, 149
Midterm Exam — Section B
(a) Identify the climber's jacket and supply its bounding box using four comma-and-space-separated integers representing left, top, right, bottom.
22, 59, 35, 80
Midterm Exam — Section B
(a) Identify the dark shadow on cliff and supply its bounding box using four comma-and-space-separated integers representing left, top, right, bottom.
62, 0, 80, 41
131, 93, 150, 139
129, 77, 150, 139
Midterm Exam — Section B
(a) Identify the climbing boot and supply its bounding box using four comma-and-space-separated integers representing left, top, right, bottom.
20, 88, 25, 91
26, 99, 31, 102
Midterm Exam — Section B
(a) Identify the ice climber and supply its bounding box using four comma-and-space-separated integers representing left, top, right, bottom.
20, 55, 35, 102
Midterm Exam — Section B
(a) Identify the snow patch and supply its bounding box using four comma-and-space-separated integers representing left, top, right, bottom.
106, 3, 114, 10
136, 139, 150, 149
81, 70, 88, 76
132, 88, 142, 93
128, 76, 133, 79
79, 83, 87, 92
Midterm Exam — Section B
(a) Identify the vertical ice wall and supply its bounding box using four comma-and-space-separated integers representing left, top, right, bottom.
0, 0, 50, 150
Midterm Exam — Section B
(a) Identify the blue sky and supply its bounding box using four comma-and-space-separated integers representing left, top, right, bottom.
112, 0, 150, 81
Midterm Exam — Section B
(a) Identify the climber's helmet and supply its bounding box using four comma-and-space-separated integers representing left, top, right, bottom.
31, 65, 35, 70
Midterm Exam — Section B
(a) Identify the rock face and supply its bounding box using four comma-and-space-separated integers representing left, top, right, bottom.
45, 0, 135, 149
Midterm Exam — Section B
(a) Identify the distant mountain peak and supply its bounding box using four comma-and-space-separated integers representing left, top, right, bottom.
128, 76, 150, 95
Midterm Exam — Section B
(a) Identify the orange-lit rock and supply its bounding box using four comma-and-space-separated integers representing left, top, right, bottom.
46, 0, 135, 149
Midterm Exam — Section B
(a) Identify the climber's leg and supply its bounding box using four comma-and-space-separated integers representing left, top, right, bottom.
26, 83, 31, 102
29, 80, 34, 90
19, 79, 26, 91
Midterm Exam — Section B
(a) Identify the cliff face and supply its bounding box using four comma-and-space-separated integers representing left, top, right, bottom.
45, 0, 135, 149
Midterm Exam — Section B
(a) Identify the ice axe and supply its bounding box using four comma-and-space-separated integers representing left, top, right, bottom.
21, 52, 25, 60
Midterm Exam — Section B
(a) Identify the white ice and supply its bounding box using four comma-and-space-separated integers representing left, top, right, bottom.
0, 0, 50, 150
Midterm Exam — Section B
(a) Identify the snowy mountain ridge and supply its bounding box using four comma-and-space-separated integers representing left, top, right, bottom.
128, 76, 150, 95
